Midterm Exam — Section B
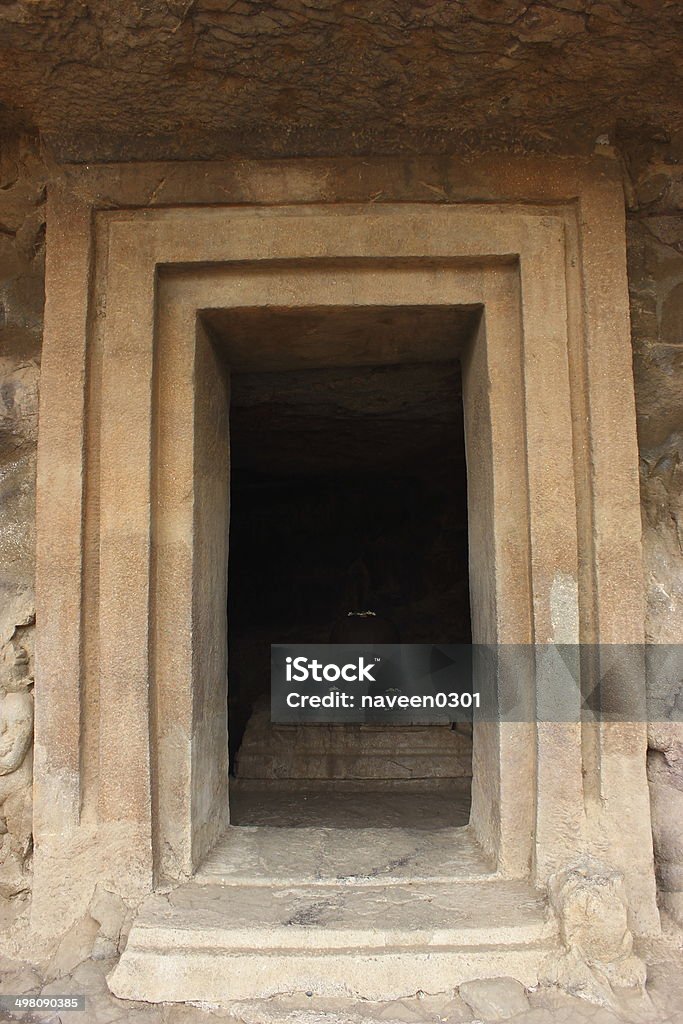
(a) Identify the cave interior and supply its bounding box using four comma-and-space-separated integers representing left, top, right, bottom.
201, 304, 480, 827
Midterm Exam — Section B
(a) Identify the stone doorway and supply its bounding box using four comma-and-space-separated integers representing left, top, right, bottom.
223, 308, 475, 830
33, 160, 660, 1001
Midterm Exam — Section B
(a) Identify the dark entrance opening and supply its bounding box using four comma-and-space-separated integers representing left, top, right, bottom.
226, 358, 472, 827
199, 304, 480, 828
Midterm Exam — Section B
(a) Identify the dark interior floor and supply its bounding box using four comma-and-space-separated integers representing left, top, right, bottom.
229, 779, 472, 829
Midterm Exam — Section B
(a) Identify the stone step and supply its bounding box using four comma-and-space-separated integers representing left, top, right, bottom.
239, 722, 473, 753
236, 752, 472, 779
196, 825, 494, 886
235, 703, 472, 782
109, 875, 558, 1003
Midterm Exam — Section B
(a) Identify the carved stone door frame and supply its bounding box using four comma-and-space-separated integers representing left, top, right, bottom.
32, 157, 659, 948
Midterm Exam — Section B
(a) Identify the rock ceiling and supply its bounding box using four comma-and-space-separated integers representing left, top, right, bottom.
0, 1, 681, 161
212, 305, 471, 477
230, 361, 466, 478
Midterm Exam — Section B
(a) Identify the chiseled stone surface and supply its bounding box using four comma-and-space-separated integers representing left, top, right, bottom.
108, 872, 556, 1002
29, 168, 658, 955
196, 822, 487, 885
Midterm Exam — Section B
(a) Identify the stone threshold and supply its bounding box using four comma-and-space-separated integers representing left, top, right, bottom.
196, 824, 492, 886
109, 826, 558, 1004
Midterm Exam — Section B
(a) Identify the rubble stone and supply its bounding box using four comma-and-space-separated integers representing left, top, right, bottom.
458, 976, 530, 1019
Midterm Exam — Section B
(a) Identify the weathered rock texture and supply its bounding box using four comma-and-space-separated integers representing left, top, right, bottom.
543, 858, 646, 1006
626, 147, 683, 925
2, 950, 683, 1024
0, 133, 44, 901
0, 134, 43, 631
0, 1, 682, 161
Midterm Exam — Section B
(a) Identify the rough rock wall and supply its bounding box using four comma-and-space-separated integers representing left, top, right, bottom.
0, 133, 45, 899
627, 151, 683, 926
0, 1, 681, 161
